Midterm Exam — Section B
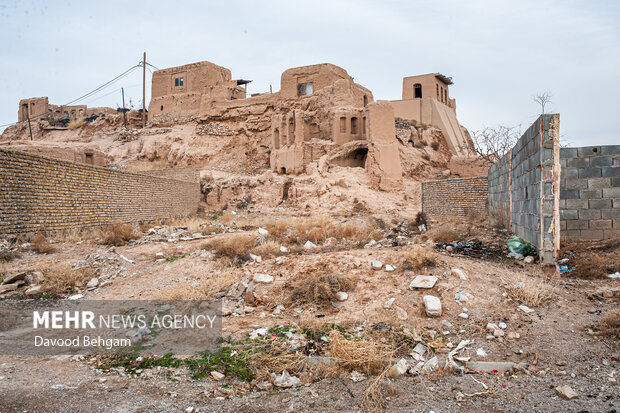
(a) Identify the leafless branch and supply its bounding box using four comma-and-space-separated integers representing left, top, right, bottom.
532, 91, 552, 115
462, 125, 521, 166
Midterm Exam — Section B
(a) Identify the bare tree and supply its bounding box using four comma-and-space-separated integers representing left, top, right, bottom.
533, 91, 552, 115
465, 125, 521, 166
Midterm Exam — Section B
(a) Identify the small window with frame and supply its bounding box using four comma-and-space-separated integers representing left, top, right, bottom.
297, 82, 313, 96
174, 77, 184, 87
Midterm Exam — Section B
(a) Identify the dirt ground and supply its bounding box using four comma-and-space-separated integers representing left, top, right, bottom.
0, 206, 618, 413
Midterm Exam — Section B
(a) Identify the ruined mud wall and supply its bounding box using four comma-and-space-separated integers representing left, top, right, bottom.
422, 176, 488, 218
487, 115, 561, 263
559, 145, 620, 240
0, 149, 200, 234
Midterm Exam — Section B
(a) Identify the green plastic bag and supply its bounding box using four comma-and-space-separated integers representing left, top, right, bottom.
507, 237, 532, 255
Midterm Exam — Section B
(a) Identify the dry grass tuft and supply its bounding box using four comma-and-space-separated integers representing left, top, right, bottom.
362, 367, 393, 413
325, 330, 393, 376
400, 245, 437, 271
166, 215, 207, 233
54, 227, 103, 243
264, 220, 288, 239
31, 233, 57, 254
67, 118, 86, 130
504, 273, 556, 307
599, 309, 620, 337
102, 221, 135, 246
155, 267, 243, 300
252, 240, 283, 258
40, 262, 93, 293
202, 234, 256, 266
249, 341, 308, 379
425, 226, 460, 243
287, 266, 355, 306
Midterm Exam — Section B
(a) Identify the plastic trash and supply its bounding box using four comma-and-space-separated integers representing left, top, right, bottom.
506, 237, 532, 255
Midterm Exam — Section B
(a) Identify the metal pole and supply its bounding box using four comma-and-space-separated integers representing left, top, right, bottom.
122, 88, 127, 129
142, 52, 146, 128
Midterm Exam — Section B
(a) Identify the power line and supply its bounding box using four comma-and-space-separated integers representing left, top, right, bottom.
63, 64, 141, 106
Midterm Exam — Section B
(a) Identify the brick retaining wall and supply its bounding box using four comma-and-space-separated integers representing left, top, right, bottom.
0, 149, 200, 234
422, 176, 488, 218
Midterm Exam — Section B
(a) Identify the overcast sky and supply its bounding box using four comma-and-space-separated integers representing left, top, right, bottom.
1, 0, 618, 146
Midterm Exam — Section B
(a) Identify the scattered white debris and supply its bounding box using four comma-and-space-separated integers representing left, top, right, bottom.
518, 304, 534, 313
476, 348, 487, 358
68, 294, 83, 300
257, 227, 269, 235
371, 260, 383, 270
273, 370, 300, 388
280, 246, 288, 253
423, 295, 442, 317
458, 313, 469, 319
304, 241, 317, 249
498, 321, 507, 329
211, 371, 225, 381
609, 272, 620, 279
335, 291, 348, 301
350, 370, 366, 382
451, 268, 468, 280
384, 264, 395, 272
253, 273, 274, 283
389, 358, 409, 377
250, 328, 268, 339
384, 298, 396, 309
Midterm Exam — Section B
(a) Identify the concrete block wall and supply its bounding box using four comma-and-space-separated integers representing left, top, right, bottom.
488, 115, 561, 263
0, 149, 200, 235
422, 176, 488, 218
559, 145, 620, 240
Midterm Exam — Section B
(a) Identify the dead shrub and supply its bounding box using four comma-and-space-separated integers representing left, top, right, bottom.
504, 273, 555, 307
599, 309, 620, 337
202, 234, 256, 265
489, 208, 509, 229
325, 330, 393, 376
0, 250, 17, 262
400, 245, 437, 271
41, 262, 93, 293
31, 233, 57, 254
426, 227, 460, 243
67, 118, 86, 130
102, 221, 135, 246
414, 140, 427, 148
421, 153, 431, 161
252, 240, 283, 258
287, 266, 355, 306
414, 211, 427, 227
430, 141, 440, 151
249, 341, 308, 379
155, 267, 243, 300
264, 220, 288, 239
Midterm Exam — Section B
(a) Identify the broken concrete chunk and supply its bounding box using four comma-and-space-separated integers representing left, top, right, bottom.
279, 246, 288, 253
422, 356, 439, 372
1, 272, 27, 285
349, 370, 366, 382
409, 275, 438, 289
335, 291, 348, 301
467, 361, 525, 372
257, 227, 269, 235
25, 285, 42, 296
524, 256, 535, 264
86, 278, 99, 288
371, 260, 383, 270
384, 298, 396, 309
211, 371, 225, 381
458, 312, 469, 319
304, 241, 317, 249
423, 295, 442, 317
518, 304, 534, 313
555, 385, 579, 400
412, 342, 427, 356
0, 284, 19, 294
384, 264, 395, 272
253, 273, 273, 283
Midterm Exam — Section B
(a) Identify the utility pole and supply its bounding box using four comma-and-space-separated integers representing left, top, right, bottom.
25, 106, 33, 141
142, 51, 146, 128
121, 88, 127, 129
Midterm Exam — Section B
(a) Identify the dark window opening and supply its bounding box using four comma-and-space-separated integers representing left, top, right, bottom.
436, 84, 439, 98
297, 82, 313, 96
414, 84, 422, 99
85, 153, 94, 165
363, 95, 368, 107
160, 105, 164, 111
274, 128, 280, 150
280, 167, 287, 174
350, 117, 358, 135
174, 77, 184, 87
362, 116, 366, 136
339, 117, 346, 133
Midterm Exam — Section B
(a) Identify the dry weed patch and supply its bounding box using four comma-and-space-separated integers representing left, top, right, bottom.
31, 233, 57, 254
286, 264, 355, 306
505, 273, 555, 307
67, 118, 86, 130
325, 330, 394, 376
155, 267, 243, 300
400, 245, 437, 271
201, 234, 256, 266
102, 221, 135, 246
599, 309, 620, 337
40, 262, 93, 293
